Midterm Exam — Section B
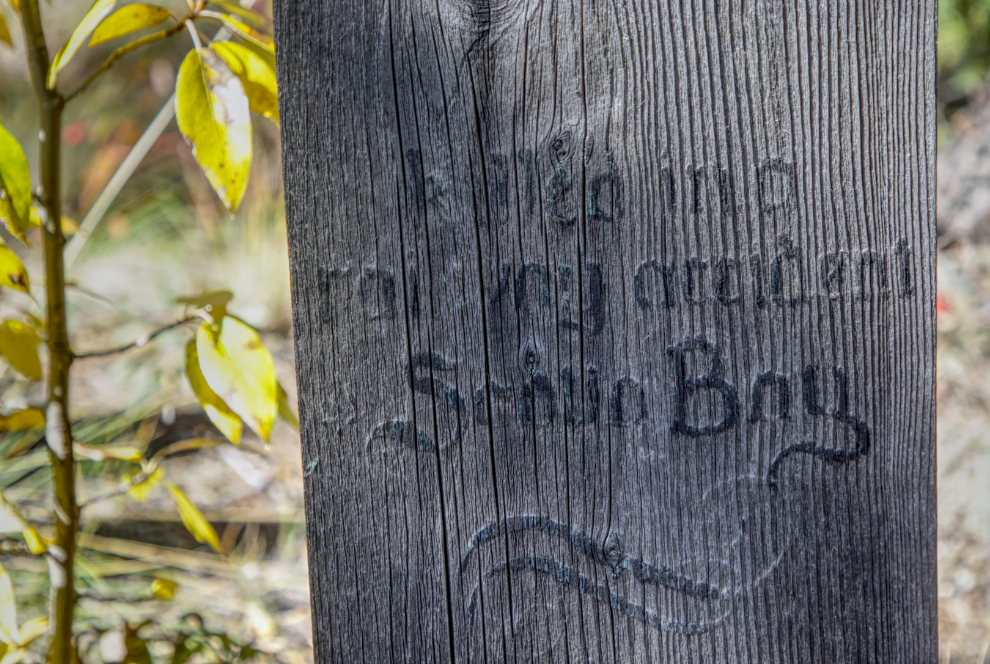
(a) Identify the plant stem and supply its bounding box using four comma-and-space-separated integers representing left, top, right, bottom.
72, 316, 196, 359
63, 19, 189, 102
185, 19, 203, 50
20, 2, 77, 662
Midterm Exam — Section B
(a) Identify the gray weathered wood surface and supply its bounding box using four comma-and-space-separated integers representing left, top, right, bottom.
274, 1, 937, 661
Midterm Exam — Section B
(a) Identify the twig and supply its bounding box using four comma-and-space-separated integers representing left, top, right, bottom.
79, 471, 148, 509
185, 19, 203, 50
77, 588, 151, 602
63, 19, 189, 102
78, 533, 234, 577
80, 437, 223, 509
19, 2, 76, 658
65, 282, 114, 307
73, 317, 195, 359
62, 26, 231, 272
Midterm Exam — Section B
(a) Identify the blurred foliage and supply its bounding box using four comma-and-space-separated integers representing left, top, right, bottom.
0, 0, 301, 661
941, 0, 990, 118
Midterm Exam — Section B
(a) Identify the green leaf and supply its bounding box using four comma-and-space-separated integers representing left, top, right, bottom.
166, 483, 221, 553
0, 8, 11, 47
0, 123, 31, 242
208, 0, 266, 28
0, 321, 40, 381
0, 560, 17, 647
0, 245, 27, 294
211, 41, 278, 125
89, 4, 171, 46
0, 409, 43, 431
196, 317, 276, 441
214, 12, 273, 53
239, 646, 261, 661
123, 622, 153, 664
177, 290, 232, 320
175, 48, 252, 213
276, 382, 298, 430
185, 339, 242, 444
47, 0, 117, 89
170, 635, 200, 664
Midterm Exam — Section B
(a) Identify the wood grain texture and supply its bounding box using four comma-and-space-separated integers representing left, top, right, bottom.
273, 0, 936, 661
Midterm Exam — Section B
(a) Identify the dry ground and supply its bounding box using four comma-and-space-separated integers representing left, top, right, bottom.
938, 243, 990, 662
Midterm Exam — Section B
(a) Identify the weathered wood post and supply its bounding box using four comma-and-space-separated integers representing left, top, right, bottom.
274, 1, 937, 661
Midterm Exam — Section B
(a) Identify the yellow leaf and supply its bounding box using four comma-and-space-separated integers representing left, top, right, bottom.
0, 189, 25, 246
0, 246, 27, 294
0, 646, 23, 664
73, 442, 143, 462
21, 528, 43, 556
26, 207, 40, 228
208, 0, 266, 27
89, 3, 171, 46
0, 561, 17, 646
47, 0, 117, 89
15, 618, 45, 647
0, 9, 11, 47
150, 578, 177, 600
211, 41, 278, 125
165, 483, 220, 553
149, 437, 223, 464
0, 409, 44, 431
175, 48, 252, 213
126, 466, 163, 502
196, 318, 276, 440
185, 339, 242, 444
0, 321, 40, 380
277, 382, 298, 430
61, 216, 79, 236
215, 12, 273, 53
0, 123, 31, 242
177, 290, 232, 320
0, 493, 43, 556
0, 497, 42, 556
238, 36, 275, 72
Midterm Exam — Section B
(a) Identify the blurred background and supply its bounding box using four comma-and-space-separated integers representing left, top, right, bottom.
0, 1, 310, 662
0, 0, 987, 662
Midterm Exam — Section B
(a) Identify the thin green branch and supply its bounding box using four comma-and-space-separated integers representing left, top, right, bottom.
77, 588, 154, 602
185, 18, 203, 50
63, 24, 232, 271
79, 470, 148, 509
64, 21, 189, 102
72, 316, 196, 359
80, 437, 223, 510
20, 0, 77, 660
